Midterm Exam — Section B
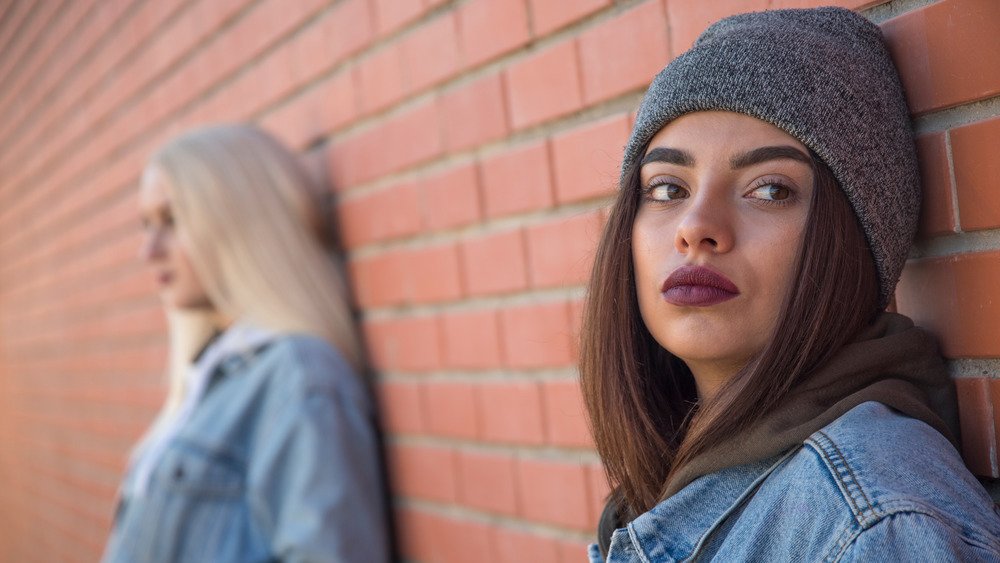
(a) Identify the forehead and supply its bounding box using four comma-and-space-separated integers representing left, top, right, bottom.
138, 166, 171, 208
645, 111, 807, 156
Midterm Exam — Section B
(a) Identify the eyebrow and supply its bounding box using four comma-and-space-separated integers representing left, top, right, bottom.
640, 147, 694, 167
730, 145, 812, 169
639, 145, 812, 170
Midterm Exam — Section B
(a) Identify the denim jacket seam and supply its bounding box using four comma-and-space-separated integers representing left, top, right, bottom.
824, 505, 1000, 561
806, 433, 872, 521
627, 524, 654, 563
816, 431, 873, 510
870, 500, 1000, 553
823, 517, 863, 563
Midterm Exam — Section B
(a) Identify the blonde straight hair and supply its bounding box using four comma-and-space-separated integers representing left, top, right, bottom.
145, 123, 362, 420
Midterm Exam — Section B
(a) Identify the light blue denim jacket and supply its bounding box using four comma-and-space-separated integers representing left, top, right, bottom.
103, 334, 390, 563
591, 402, 1000, 562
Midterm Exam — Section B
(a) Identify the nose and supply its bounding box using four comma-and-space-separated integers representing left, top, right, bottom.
673, 190, 735, 255
138, 227, 167, 262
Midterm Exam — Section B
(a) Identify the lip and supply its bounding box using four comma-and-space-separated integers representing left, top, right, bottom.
661, 266, 740, 307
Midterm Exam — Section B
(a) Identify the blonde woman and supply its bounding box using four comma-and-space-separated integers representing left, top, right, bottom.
103, 125, 391, 562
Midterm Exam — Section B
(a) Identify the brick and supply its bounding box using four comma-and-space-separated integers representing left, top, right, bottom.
389, 444, 459, 502
322, 0, 375, 62
478, 381, 546, 445
504, 41, 583, 130
400, 13, 461, 93
260, 70, 358, 149
396, 507, 439, 562
914, 132, 955, 237
993, 379, 1000, 474
951, 117, 1000, 231
358, 44, 405, 114
568, 298, 586, 359
363, 315, 442, 372
577, 1, 670, 105
327, 127, 384, 190
373, 0, 425, 35
338, 181, 422, 248
440, 73, 509, 152
329, 99, 444, 187
407, 242, 464, 304
954, 377, 998, 477
896, 251, 1000, 357
665, 0, 768, 54
551, 114, 629, 203
460, 229, 529, 296
516, 458, 591, 530
289, 0, 372, 84
374, 181, 423, 241
456, 450, 519, 515
771, 0, 881, 7
420, 162, 482, 231
422, 381, 481, 439
437, 518, 498, 563
526, 210, 602, 288
250, 43, 298, 109
882, 0, 1000, 114
480, 141, 555, 218
375, 380, 425, 434
458, 0, 530, 67
558, 540, 593, 563
500, 301, 573, 368
529, 0, 610, 36
586, 463, 612, 527
542, 379, 593, 448
493, 527, 560, 563
349, 250, 409, 307
441, 309, 503, 369
347, 257, 376, 307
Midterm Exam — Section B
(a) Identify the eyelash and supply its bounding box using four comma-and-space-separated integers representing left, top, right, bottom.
140, 213, 175, 231
640, 176, 799, 207
641, 178, 687, 203
745, 176, 797, 207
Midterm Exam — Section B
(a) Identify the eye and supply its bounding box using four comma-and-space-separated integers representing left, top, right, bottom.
644, 182, 689, 202
746, 182, 793, 202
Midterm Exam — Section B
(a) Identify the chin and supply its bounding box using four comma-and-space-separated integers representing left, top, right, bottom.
161, 291, 213, 311
659, 335, 761, 367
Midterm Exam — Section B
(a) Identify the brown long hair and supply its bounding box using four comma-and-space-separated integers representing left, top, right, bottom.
580, 148, 880, 519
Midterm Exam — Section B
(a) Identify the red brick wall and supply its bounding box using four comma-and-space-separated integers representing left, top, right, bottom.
0, 0, 996, 561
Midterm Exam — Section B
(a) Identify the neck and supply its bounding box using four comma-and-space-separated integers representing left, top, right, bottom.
684, 358, 746, 402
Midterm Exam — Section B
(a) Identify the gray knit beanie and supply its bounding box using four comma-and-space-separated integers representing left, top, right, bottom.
622, 7, 919, 309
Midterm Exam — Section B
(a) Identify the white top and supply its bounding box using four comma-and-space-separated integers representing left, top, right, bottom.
129, 322, 276, 497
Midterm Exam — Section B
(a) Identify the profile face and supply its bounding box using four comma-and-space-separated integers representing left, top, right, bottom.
137, 167, 214, 311
631, 111, 814, 394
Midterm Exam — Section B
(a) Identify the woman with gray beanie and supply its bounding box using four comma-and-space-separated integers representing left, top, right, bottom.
580, 7, 1000, 562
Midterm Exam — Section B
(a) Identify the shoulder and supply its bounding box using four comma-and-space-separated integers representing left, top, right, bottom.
251, 334, 369, 409
796, 402, 1000, 554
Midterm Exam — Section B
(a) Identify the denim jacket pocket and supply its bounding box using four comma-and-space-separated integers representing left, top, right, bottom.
159, 441, 245, 497
152, 442, 249, 562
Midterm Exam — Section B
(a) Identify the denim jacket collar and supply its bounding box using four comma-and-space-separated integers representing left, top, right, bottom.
613, 450, 796, 563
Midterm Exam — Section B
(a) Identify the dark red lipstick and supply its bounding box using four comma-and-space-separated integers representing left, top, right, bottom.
662, 266, 740, 307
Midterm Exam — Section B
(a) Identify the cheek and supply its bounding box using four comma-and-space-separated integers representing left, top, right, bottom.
750, 222, 806, 316
631, 212, 672, 280
631, 213, 675, 329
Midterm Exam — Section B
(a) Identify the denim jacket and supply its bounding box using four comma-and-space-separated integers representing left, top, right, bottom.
591, 402, 1000, 562
103, 334, 390, 563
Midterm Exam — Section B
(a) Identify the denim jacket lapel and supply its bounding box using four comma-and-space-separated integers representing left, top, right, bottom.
611, 449, 798, 563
